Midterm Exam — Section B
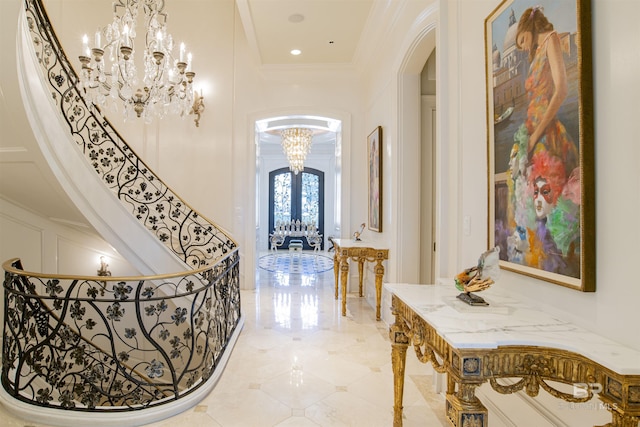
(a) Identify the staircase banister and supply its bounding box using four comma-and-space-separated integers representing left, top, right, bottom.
3, 250, 238, 284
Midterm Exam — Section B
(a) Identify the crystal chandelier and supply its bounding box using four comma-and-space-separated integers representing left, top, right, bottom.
78, 0, 201, 123
281, 128, 313, 175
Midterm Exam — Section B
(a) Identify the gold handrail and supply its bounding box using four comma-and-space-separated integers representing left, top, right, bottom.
2, 248, 238, 283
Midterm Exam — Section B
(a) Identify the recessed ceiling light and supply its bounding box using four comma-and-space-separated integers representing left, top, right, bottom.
290, 49, 301, 56
288, 14, 305, 23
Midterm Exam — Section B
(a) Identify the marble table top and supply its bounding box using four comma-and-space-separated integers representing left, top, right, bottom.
332, 238, 387, 249
385, 283, 640, 375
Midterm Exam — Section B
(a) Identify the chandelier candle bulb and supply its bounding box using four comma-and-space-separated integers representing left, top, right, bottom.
180, 42, 185, 62
281, 128, 313, 174
123, 24, 130, 47
95, 30, 101, 49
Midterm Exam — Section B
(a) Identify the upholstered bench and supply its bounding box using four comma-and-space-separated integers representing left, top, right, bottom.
289, 239, 303, 262
289, 240, 303, 252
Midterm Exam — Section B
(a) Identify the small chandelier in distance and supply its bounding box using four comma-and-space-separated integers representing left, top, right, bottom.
78, 0, 201, 125
281, 128, 313, 175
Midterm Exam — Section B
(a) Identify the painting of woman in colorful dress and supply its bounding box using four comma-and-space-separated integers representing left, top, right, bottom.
486, 0, 594, 290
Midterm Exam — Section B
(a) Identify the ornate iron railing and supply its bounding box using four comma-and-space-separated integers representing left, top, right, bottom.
23, 0, 236, 267
2, 254, 240, 411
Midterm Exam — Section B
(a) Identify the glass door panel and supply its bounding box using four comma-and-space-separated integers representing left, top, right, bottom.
273, 172, 292, 225
269, 167, 324, 250
301, 172, 320, 227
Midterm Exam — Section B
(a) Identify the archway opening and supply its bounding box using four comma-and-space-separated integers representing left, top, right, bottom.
254, 115, 342, 257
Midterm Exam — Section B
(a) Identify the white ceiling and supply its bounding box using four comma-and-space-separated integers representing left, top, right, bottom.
237, 0, 374, 66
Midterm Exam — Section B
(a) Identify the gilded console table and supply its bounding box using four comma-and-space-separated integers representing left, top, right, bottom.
332, 239, 389, 320
386, 283, 640, 427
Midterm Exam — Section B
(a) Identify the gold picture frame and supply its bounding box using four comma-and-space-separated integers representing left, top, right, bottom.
368, 126, 382, 232
485, 0, 594, 291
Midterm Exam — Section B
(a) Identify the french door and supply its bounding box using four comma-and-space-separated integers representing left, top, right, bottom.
268, 167, 324, 250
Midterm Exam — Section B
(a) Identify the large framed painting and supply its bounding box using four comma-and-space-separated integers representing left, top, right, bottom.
368, 126, 382, 232
485, 0, 594, 291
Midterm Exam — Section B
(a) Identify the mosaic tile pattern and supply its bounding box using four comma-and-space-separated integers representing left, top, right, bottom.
258, 252, 334, 274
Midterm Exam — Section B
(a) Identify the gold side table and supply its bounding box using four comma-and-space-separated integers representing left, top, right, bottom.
332, 238, 389, 320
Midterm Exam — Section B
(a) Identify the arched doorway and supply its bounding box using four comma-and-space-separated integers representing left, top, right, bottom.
394, 21, 439, 284
252, 113, 348, 259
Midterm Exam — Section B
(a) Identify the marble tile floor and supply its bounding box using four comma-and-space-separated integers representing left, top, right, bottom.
0, 255, 448, 427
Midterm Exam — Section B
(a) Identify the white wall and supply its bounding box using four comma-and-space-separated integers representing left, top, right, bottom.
0, 198, 140, 277
357, 1, 439, 287
447, 0, 640, 352
375, 2, 640, 423
370, 0, 640, 359
0, 197, 140, 325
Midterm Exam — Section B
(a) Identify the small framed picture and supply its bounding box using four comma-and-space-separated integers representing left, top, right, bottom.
368, 126, 382, 232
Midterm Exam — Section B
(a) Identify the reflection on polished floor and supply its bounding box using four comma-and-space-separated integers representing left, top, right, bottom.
1, 251, 447, 427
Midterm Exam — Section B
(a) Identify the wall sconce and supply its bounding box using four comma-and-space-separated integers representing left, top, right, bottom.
97, 256, 111, 277
190, 90, 205, 127
97, 256, 111, 296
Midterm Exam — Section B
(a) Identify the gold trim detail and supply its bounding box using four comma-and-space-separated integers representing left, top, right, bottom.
390, 294, 640, 427
332, 242, 389, 320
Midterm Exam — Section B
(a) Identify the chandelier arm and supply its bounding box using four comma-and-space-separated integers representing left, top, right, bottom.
112, 0, 127, 15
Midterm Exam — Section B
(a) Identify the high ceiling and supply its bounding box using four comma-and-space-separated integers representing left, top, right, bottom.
237, 0, 373, 65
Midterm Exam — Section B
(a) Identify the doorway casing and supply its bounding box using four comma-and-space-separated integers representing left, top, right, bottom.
240, 110, 351, 289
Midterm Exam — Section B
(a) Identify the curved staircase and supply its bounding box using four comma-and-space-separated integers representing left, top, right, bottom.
1, 1, 242, 425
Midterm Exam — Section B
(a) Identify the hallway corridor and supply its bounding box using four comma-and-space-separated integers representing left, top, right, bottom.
1, 252, 447, 426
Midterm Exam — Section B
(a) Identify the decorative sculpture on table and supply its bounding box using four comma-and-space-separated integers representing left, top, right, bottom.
353, 223, 365, 241
454, 247, 500, 306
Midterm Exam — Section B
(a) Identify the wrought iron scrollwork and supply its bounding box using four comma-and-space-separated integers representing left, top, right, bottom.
3, 254, 241, 411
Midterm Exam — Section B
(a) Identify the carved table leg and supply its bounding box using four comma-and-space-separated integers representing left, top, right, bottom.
446, 382, 488, 427
340, 256, 350, 316
358, 257, 365, 297
374, 260, 385, 321
598, 411, 640, 427
390, 323, 410, 427
333, 251, 340, 300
